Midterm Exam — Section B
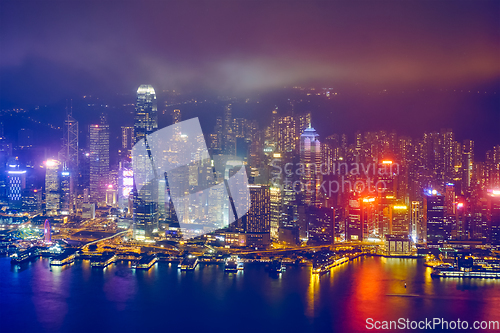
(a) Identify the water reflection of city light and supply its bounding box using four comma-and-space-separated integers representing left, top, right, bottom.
306, 269, 320, 317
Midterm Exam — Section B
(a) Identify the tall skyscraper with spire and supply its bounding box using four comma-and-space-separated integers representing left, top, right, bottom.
135, 85, 158, 143
133, 85, 159, 240
58, 102, 78, 213
61, 102, 79, 171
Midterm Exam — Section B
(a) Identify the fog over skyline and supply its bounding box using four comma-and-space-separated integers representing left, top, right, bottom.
1, 1, 499, 101
0, 0, 498, 154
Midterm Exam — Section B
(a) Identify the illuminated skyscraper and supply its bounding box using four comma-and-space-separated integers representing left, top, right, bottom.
61, 109, 79, 170
58, 108, 78, 213
270, 186, 282, 240
361, 197, 377, 239
133, 85, 159, 240
246, 185, 270, 233
45, 159, 60, 216
442, 129, 455, 183
298, 112, 311, 134
89, 114, 110, 204
210, 117, 223, 155
300, 126, 322, 207
277, 116, 296, 153
390, 204, 409, 236
454, 198, 467, 240
347, 197, 362, 241
462, 140, 474, 192
6, 160, 26, 209
60, 170, 73, 214
135, 85, 158, 144
121, 126, 134, 158
424, 191, 446, 245
411, 201, 423, 242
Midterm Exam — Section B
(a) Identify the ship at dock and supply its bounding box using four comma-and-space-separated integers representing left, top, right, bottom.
133, 254, 158, 270
225, 255, 243, 272
11, 248, 39, 264
179, 255, 198, 271
50, 249, 77, 266
431, 267, 500, 278
90, 254, 117, 268
431, 253, 500, 279
312, 254, 349, 274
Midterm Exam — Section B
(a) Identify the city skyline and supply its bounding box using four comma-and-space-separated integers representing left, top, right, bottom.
1, 1, 499, 332
1, 83, 498, 245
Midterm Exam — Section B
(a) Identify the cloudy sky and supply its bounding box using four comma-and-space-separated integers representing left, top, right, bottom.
1, 0, 499, 106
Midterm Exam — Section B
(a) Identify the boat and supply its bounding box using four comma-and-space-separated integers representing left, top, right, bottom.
133, 254, 158, 270
312, 256, 349, 274
431, 267, 500, 279
225, 255, 243, 272
179, 255, 198, 270
11, 248, 39, 264
90, 254, 117, 268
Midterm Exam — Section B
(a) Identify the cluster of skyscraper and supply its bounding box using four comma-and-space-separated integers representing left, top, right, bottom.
0, 88, 498, 249
205, 103, 500, 249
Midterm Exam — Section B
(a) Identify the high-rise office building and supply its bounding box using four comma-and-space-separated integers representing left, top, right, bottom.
60, 170, 73, 214
59, 109, 78, 212
308, 207, 334, 245
361, 197, 377, 239
300, 126, 322, 207
390, 204, 409, 236
298, 113, 312, 134
411, 201, 423, 242
454, 198, 467, 240
233, 118, 247, 138
462, 140, 474, 192
270, 186, 282, 240
442, 129, 455, 183
222, 104, 235, 155
347, 197, 363, 241
277, 116, 297, 153
135, 85, 158, 143
45, 159, 60, 216
246, 185, 270, 233
6, 160, 26, 209
89, 114, 110, 204
61, 111, 79, 170
210, 117, 223, 155
424, 191, 446, 245
133, 85, 159, 240
121, 126, 134, 158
